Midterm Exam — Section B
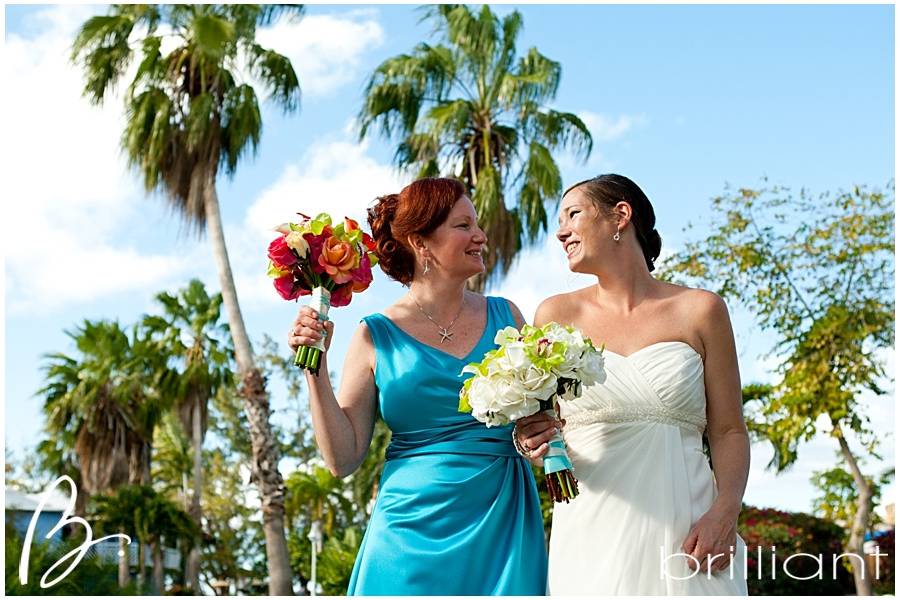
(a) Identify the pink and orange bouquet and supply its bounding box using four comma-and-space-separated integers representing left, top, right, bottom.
267, 212, 378, 374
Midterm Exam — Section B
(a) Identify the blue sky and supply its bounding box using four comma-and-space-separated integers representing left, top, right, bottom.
3, 4, 895, 515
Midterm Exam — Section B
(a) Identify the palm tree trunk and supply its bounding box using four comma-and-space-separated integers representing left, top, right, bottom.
118, 535, 131, 589
187, 394, 203, 592
202, 170, 294, 595
137, 540, 146, 592
835, 423, 873, 596
152, 539, 164, 595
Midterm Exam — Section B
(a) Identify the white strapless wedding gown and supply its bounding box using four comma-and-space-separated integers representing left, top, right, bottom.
548, 341, 748, 595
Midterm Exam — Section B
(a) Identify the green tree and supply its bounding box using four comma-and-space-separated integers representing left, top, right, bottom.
38, 321, 165, 494
143, 278, 233, 592
316, 527, 363, 595
285, 467, 354, 539
151, 413, 194, 509
200, 446, 268, 595
811, 464, 894, 532
358, 4, 592, 290
6, 521, 136, 596
91, 484, 198, 594
36, 319, 169, 587
663, 181, 894, 595
72, 5, 304, 593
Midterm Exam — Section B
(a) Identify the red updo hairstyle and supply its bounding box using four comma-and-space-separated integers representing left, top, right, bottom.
367, 177, 467, 285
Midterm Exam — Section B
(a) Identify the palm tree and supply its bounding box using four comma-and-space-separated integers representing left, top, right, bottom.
143, 279, 233, 592
92, 484, 199, 594
358, 4, 593, 290
284, 467, 355, 595
71, 5, 303, 593
284, 467, 354, 539
151, 412, 194, 510
37, 319, 169, 587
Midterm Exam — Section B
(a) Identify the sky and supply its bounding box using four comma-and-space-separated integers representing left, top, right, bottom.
2, 3, 895, 516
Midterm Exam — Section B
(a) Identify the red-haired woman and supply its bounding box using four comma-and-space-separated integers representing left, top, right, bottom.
288, 177, 548, 595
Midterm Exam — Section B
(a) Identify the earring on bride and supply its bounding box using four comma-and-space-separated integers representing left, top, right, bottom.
613, 230, 621, 242
423, 258, 430, 274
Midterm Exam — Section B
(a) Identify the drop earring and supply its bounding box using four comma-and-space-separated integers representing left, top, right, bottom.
613, 231, 621, 242
423, 259, 430, 274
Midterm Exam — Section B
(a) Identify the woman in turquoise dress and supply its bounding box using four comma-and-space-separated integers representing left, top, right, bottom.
287, 177, 549, 595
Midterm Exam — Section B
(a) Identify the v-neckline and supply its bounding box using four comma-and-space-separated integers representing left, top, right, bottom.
377, 298, 492, 363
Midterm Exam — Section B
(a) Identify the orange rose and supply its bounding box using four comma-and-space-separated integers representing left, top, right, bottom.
318, 235, 359, 284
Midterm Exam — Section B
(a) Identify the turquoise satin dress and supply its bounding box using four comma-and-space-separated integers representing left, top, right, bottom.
347, 296, 548, 595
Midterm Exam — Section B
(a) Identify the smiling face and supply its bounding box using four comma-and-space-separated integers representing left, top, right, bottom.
556, 186, 619, 274
419, 196, 487, 279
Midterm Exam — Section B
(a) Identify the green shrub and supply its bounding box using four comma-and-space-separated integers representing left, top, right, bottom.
5, 521, 136, 595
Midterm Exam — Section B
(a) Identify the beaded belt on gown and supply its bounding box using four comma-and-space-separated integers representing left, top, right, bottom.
563, 405, 707, 432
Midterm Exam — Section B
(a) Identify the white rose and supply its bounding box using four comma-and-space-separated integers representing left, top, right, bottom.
468, 377, 509, 426
517, 366, 558, 402
502, 341, 531, 371
579, 350, 607, 386
494, 377, 541, 421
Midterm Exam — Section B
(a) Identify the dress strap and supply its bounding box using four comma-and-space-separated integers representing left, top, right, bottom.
487, 296, 517, 331
360, 313, 390, 353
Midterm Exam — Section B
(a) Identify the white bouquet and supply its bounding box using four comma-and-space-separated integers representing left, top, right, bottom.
458, 322, 606, 502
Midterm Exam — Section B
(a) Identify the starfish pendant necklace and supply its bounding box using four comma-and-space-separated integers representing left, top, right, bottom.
410, 291, 465, 344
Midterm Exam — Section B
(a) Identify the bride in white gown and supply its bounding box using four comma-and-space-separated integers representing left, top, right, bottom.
515, 175, 750, 595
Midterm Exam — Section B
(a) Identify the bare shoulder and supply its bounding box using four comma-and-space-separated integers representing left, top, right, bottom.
659, 281, 726, 314
664, 284, 732, 339
348, 319, 377, 371
534, 286, 593, 325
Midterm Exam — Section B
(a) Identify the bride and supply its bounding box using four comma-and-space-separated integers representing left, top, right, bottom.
515, 174, 750, 595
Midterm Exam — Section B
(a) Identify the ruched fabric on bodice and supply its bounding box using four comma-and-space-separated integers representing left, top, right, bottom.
346, 296, 547, 595
549, 341, 748, 595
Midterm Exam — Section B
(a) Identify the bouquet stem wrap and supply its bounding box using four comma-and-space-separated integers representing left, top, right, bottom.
539, 404, 579, 503
294, 286, 331, 375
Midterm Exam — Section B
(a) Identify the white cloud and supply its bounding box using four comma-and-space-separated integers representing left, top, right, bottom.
256, 12, 384, 97
578, 111, 648, 143
2, 5, 196, 313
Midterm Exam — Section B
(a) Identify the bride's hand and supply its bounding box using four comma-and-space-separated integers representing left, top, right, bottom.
514, 412, 565, 459
288, 306, 334, 353
680, 503, 739, 574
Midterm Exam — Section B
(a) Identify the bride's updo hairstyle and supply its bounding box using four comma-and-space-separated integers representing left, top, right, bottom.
564, 174, 662, 272
367, 177, 467, 285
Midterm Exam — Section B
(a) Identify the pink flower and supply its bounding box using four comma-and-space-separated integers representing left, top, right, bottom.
305, 232, 327, 274
268, 236, 297, 268
273, 273, 300, 300
330, 283, 353, 307
351, 252, 373, 293
273, 274, 311, 301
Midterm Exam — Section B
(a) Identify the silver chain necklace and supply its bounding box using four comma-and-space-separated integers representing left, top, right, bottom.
409, 291, 465, 343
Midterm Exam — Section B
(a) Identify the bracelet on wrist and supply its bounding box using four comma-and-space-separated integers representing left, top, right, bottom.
511, 425, 531, 458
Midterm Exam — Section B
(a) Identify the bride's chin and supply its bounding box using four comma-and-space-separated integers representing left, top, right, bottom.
566, 256, 584, 273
